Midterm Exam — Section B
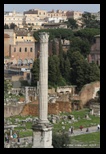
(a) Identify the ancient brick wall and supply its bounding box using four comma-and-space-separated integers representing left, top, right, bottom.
79, 81, 100, 107
48, 102, 59, 115
20, 101, 72, 116
21, 103, 39, 116
57, 101, 72, 113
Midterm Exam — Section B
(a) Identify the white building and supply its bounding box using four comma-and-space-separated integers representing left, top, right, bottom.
44, 17, 67, 23
4, 10, 25, 26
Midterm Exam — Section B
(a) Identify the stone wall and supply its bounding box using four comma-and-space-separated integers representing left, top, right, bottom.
4, 37, 10, 57
48, 88, 56, 94
20, 101, 72, 116
4, 104, 24, 117
20, 103, 39, 116
79, 81, 100, 107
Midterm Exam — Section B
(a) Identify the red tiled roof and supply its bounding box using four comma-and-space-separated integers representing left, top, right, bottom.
4, 33, 10, 38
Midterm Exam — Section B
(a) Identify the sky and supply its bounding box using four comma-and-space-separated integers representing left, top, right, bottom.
4, 4, 100, 13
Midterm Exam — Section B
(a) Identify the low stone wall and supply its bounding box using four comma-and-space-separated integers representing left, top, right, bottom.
20, 101, 72, 116
4, 104, 25, 118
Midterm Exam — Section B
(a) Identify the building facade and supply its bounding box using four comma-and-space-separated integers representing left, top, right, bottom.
4, 10, 25, 26
10, 41, 35, 64
4, 29, 36, 64
4, 34, 10, 57
88, 35, 100, 66
66, 11, 82, 20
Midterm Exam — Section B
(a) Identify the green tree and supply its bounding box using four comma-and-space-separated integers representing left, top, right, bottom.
59, 54, 65, 77
10, 23, 17, 29
52, 39, 57, 55
88, 62, 100, 82
4, 24, 9, 29
74, 28, 100, 45
52, 132, 70, 148
64, 57, 71, 83
33, 29, 74, 41
70, 37, 90, 57
4, 79, 12, 93
65, 18, 78, 29
52, 55, 62, 85
69, 51, 100, 92
48, 56, 57, 86
31, 59, 39, 86
81, 12, 100, 29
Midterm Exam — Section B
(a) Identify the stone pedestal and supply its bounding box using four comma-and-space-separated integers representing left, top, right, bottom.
32, 123, 53, 148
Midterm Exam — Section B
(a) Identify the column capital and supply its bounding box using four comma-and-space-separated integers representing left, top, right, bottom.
39, 32, 49, 43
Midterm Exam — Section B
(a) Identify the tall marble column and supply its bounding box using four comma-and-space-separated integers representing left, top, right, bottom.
32, 32, 53, 148
38, 32, 49, 124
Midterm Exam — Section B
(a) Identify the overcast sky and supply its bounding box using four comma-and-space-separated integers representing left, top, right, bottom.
4, 4, 100, 13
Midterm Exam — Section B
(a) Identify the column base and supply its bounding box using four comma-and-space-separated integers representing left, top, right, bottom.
32, 123, 53, 148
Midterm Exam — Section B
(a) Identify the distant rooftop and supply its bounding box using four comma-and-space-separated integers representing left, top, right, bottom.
4, 33, 10, 38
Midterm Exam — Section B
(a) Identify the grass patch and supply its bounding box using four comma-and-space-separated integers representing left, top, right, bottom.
53, 108, 100, 132
5, 108, 100, 139
70, 132, 100, 148
19, 130, 33, 138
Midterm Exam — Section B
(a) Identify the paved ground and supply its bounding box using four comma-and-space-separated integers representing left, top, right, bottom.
68, 126, 100, 136
4, 126, 100, 148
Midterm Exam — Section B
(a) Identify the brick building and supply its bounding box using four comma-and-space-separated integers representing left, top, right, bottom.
4, 33, 10, 57
4, 29, 36, 64
88, 35, 100, 66
10, 41, 35, 64
66, 11, 82, 20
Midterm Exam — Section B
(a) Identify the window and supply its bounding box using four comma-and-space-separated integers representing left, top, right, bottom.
19, 48, 21, 52
30, 48, 33, 52
25, 48, 27, 52
14, 48, 16, 52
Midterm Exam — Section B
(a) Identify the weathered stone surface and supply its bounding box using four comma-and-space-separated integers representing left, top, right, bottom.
79, 81, 100, 107
20, 101, 72, 116
4, 104, 24, 118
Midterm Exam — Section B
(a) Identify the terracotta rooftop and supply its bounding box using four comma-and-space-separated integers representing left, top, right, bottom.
15, 30, 34, 36
4, 34, 10, 38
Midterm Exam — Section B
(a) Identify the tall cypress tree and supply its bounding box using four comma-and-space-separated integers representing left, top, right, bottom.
52, 39, 57, 55
31, 59, 39, 86
64, 57, 71, 83
48, 56, 57, 86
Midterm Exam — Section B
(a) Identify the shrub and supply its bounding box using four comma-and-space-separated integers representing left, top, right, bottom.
52, 132, 70, 148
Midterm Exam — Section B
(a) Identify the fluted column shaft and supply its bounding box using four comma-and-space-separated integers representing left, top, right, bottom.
39, 32, 49, 123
